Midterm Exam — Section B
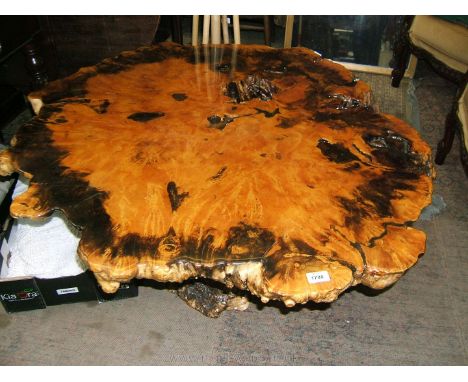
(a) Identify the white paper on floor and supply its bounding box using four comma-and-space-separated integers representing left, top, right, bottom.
419, 194, 447, 221
4, 175, 87, 279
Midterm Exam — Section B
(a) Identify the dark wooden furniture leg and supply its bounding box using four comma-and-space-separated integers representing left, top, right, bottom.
461, 133, 468, 177
435, 75, 468, 176
435, 102, 457, 165
391, 16, 414, 88
171, 16, 183, 45
263, 16, 271, 46
269, 16, 275, 43
391, 42, 410, 87
150, 16, 162, 45
23, 39, 48, 90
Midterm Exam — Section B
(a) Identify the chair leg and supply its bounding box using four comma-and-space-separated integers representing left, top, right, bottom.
23, 39, 48, 90
263, 16, 271, 46
284, 16, 294, 48
391, 38, 410, 88
171, 16, 183, 44
435, 106, 457, 165
192, 16, 199, 46
151, 16, 162, 45
202, 15, 210, 45
296, 15, 303, 46
460, 137, 468, 177
270, 16, 276, 42
211, 16, 221, 44
233, 16, 241, 44
221, 16, 230, 44
391, 16, 414, 88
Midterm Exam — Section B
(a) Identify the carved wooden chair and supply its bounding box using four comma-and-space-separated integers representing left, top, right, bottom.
391, 16, 468, 176
192, 15, 240, 45
191, 15, 294, 48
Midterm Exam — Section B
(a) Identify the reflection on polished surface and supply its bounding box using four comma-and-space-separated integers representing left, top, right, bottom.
292, 16, 401, 67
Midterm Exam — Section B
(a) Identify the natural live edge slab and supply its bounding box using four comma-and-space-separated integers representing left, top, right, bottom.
0, 42, 434, 308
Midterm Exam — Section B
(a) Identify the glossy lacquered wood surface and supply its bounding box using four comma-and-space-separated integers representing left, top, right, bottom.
0, 42, 433, 306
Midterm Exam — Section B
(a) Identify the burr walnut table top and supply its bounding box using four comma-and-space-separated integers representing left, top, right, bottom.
0, 42, 434, 307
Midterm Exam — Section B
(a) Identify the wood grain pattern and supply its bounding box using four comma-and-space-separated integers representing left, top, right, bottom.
0, 42, 434, 307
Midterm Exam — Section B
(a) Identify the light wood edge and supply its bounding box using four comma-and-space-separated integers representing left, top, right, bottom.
28, 95, 43, 115
338, 62, 393, 75
339, 60, 417, 79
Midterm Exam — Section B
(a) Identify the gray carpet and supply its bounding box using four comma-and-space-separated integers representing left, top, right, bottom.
0, 66, 467, 366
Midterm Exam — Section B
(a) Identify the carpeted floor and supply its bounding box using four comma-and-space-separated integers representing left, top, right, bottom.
0, 62, 466, 366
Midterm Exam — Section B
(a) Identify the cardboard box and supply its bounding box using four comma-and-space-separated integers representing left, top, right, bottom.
0, 276, 46, 312
0, 217, 138, 314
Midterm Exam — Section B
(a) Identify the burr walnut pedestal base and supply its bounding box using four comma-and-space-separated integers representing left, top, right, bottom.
0, 42, 434, 316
